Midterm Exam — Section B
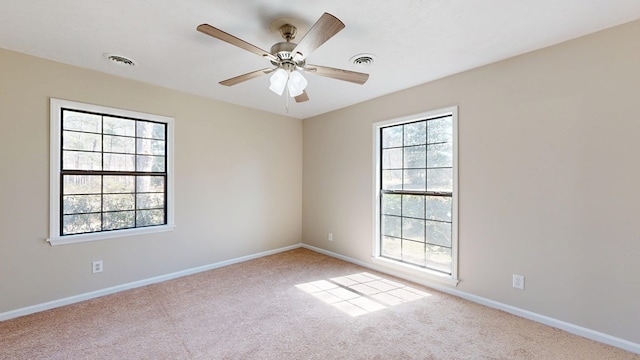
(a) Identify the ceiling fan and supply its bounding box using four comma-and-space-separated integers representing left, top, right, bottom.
197, 12, 369, 103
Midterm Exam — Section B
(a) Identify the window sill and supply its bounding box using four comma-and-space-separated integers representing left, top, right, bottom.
371, 256, 459, 287
47, 225, 175, 246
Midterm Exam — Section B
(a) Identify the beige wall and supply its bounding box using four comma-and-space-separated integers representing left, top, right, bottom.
303, 20, 640, 343
0, 48, 302, 313
1, 18, 639, 346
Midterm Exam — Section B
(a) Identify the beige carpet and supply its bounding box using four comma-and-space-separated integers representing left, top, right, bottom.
1, 248, 638, 359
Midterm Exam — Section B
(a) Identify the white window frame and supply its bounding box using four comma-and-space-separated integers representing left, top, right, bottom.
372, 106, 459, 286
48, 98, 175, 246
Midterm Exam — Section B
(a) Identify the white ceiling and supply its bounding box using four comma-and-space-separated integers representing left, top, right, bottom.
1, 1, 639, 119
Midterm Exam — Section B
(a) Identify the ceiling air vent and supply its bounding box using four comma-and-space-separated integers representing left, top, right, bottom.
351, 53, 375, 67
103, 53, 136, 67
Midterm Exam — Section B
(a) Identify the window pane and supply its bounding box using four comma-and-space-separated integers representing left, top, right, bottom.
381, 236, 401, 260
404, 145, 425, 169
404, 121, 426, 146
63, 111, 101, 133
63, 175, 102, 195
382, 170, 402, 190
427, 143, 452, 168
427, 116, 452, 144
382, 148, 402, 169
62, 151, 102, 171
103, 194, 135, 212
63, 195, 101, 215
103, 176, 135, 194
402, 195, 424, 218
137, 155, 165, 172
426, 221, 451, 247
378, 111, 454, 273
137, 193, 164, 210
426, 196, 452, 222
402, 240, 425, 266
402, 218, 425, 242
103, 153, 135, 171
137, 176, 165, 193
137, 122, 166, 140
137, 209, 165, 226
103, 211, 135, 230
426, 244, 452, 274
63, 213, 101, 235
381, 126, 402, 148
103, 135, 135, 154
426, 168, 452, 192
381, 194, 401, 216
137, 139, 165, 156
56, 101, 172, 239
403, 169, 426, 191
62, 131, 101, 151
382, 215, 401, 238
103, 117, 135, 136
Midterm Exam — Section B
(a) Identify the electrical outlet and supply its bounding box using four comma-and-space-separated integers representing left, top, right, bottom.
92, 260, 103, 274
513, 274, 524, 290
328, 233, 333, 241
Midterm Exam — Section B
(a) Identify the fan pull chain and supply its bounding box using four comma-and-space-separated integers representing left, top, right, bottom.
285, 84, 290, 113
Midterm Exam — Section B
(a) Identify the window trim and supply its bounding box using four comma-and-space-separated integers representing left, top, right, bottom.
48, 98, 175, 246
372, 106, 459, 286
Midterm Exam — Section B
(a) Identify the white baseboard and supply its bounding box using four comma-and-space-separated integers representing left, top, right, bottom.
0, 243, 303, 322
301, 244, 640, 355
3, 242, 638, 355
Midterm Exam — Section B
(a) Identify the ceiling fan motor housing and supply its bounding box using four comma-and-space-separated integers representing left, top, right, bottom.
270, 41, 305, 69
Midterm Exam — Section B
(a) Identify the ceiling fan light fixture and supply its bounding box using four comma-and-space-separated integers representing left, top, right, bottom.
287, 70, 308, 97
269, 68, 288, 96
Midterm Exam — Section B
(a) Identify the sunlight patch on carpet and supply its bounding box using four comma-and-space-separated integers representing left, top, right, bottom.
295, 272, 431, 316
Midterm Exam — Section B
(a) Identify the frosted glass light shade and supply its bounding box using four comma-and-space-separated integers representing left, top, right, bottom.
269, 68, 288, 96
287, 71, 308, 97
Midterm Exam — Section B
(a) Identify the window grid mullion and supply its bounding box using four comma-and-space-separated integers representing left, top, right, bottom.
400, 125, 405, 258
424, 120, 428, 264
59, 108, 167, 236
379, 114, 454, 275
134, 120, 138, 228
101, 115, 105, 231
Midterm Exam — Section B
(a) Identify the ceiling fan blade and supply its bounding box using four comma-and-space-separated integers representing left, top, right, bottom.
294, 91, 309, 103
197, 24, 278, 63
292, 13, 345, 61
219, 68, 274, 86
303, 64, 369, 85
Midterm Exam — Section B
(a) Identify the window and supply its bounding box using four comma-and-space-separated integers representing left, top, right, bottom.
374, 107, 458, 284
49, 99, 174, 245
